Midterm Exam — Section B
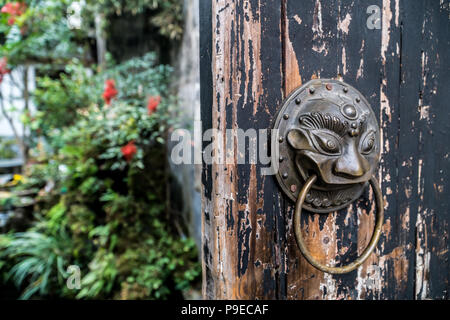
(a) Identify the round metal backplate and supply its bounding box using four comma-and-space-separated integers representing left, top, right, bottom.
272, 79, 374, 213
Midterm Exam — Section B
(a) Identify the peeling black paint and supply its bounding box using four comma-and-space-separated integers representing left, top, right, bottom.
237, 210, 252, 277
201, 0, 449, 300
226, 199, 234, 231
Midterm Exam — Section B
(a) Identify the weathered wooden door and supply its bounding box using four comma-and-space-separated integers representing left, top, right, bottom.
200, 0, 449, 299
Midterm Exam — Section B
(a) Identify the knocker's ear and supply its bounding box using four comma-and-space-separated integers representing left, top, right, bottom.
287, 128, 312, 151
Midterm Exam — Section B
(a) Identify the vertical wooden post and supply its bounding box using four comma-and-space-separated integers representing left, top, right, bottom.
200, 0, 285, 299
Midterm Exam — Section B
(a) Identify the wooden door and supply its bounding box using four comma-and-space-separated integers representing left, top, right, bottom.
200, 0, 449, 300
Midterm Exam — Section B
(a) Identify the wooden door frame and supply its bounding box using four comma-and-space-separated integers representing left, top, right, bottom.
200, 0, 449, 300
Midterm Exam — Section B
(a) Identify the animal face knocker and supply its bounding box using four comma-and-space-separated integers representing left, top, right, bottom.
272, 79, 384, 274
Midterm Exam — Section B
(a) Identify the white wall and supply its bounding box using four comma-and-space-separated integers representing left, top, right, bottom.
0, 66, 36, 137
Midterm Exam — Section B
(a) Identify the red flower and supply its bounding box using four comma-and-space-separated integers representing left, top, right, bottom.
102, 79, 118, 105
1, 2, 27, 25
0, 57, 10, 83
0, 57, 9, 72
147, 96, 160, 115
121, 141, 137, 162
1, 2, 27, 15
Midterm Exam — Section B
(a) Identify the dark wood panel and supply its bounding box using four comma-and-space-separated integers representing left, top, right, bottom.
283, 0, 449, 300
201, 0, 285, 299
200, 0, 214, 298
201, 0, 450, 300
398, 0, 450, 299
284, 0, 341, 300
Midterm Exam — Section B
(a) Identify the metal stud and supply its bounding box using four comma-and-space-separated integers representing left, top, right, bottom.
295, 98, 301, 105
342, 104, 357, 119
282, 172, 288, 179
283, 113, 289, 120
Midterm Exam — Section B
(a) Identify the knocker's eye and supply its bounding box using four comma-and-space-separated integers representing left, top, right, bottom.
360, 130, 376, 154
310, 130, 341, 155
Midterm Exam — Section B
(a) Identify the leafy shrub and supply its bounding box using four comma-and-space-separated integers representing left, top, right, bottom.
0, 137, 18, 159
0, 231, 73, 299
0, 52, 200, 299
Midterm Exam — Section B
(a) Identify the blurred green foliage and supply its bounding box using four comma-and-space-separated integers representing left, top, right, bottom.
85, 0, 184, 40
0, 0, 200, 300
0, 137, 18, 159
0, 0, 183, 65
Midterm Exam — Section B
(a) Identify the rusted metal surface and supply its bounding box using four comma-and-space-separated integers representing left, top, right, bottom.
201, 0, 449, 299
272, 79, 380, 213
294, 175, 384, 274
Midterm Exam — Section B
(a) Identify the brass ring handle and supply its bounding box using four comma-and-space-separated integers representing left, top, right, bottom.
294, 174, 384, 274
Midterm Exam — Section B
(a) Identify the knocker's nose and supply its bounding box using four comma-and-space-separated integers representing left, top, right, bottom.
333, 146, 369, 179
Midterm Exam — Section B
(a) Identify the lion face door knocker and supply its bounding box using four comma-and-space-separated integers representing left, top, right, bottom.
272, 79, 384, 274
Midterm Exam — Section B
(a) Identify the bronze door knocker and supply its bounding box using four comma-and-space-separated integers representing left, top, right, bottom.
272, 79, 384, 274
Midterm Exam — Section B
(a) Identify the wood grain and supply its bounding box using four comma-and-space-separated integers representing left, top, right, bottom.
201, 0, 450, 299
202, 0, 285, 299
